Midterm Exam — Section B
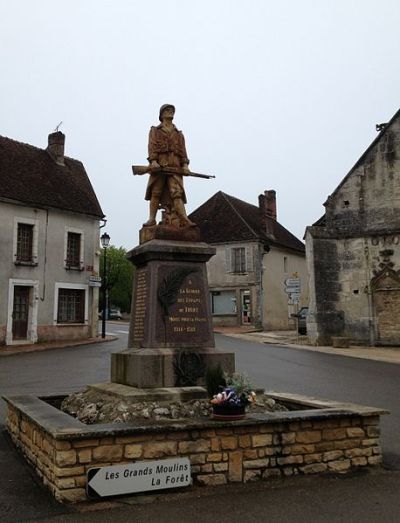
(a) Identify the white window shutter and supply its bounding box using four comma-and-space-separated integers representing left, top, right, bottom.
80, 233, 84, 269
225, 247, 232, 273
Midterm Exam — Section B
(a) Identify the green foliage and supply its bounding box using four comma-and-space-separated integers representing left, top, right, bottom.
100, 245, 134, 312
205, 363, 226, 398
224, 372, 254, 399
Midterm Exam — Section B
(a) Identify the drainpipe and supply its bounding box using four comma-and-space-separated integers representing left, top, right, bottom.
40, 209, 49, 301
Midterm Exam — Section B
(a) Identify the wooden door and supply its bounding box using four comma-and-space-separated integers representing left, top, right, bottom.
374, 289, 400, 345
241, 290, 251, 324
12, 286, 30, 340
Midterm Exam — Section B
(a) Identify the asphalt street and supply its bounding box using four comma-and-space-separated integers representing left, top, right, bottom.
215, 334, 400, 470
1, 324, 400, 521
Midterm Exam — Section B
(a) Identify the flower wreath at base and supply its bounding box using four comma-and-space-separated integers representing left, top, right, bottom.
210, 372, 256, 410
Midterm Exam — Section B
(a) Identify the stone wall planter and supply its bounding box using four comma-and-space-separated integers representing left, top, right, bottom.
2, 392, 388, 503
211, 403, 246, 420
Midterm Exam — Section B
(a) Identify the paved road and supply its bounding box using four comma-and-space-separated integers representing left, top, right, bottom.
1, 326, 400, 521
1, 325, 399, 467
216, 334, 400, 470
0, 326, 126, 422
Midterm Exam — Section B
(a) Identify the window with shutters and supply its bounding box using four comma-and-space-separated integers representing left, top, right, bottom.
232, 247, 246, 273
66, 233, 81, 268
14, 218, 38, 266
57, 288, 85, 323
16, 224, 34, 262
64, 228, 84, 270
226, 245, 254, 274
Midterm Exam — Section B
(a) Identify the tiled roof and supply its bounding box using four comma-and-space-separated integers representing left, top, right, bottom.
0, 135, 104, 218
189, 191, 305, 253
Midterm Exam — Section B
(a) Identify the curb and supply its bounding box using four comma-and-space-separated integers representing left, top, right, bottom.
219, 331, 400, 365
0, 335, 118, 357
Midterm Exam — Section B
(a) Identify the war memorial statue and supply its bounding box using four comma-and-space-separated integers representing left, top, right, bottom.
110, 105, 235, 389
133, 104, 214, 238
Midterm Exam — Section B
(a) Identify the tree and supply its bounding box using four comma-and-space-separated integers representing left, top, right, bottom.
100, 246, 134, 313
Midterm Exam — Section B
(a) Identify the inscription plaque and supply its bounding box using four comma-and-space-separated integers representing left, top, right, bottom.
133, 269, 147, 343
156, 265, 211, 345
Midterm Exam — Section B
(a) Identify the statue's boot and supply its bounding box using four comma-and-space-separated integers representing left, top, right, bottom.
143, 219, 156, 227
174, 198, 196, 227
143, 198, 159, 227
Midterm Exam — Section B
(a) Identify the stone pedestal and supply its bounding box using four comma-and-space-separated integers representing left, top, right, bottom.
139, 223, 201, 244
111, 238, 235, 388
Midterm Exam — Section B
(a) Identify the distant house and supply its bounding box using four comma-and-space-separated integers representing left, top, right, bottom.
305, 108, 400, 346
189, 191, 308, 330
0, 131, 104, 347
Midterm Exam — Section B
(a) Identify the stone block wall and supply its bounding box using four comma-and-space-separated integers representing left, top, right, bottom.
6, 400, 383, 503
306, 227, 400, 345
305, 111, 400, 346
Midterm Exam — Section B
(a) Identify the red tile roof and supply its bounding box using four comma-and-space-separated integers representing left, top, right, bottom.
0, 135, 104, 218
189, 191, 305, 253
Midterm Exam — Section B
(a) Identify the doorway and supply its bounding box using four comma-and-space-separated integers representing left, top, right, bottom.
373, 289, 400, 345
241, 290, 251, 324
12, 286, 31, 340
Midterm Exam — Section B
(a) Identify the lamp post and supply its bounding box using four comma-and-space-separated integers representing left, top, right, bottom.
100, 232, 110, 339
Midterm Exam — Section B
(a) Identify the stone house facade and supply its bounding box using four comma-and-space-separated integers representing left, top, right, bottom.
305, 108, 400, 346
189, 191, 308, 330
0, 131, 104, 347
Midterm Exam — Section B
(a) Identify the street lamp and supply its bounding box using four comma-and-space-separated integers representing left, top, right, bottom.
100, 232, 110, 339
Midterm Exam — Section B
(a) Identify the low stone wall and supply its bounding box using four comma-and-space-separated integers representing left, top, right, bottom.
37, 324, 91, 342
4, 393, 387, 503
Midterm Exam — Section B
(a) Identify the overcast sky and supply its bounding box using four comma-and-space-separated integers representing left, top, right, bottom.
1, 1, 399, 248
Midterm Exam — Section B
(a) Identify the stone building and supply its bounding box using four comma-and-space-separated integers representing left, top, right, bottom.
306, 108, 400, 346
0, 131, 104, 347
189, 191, 308, 329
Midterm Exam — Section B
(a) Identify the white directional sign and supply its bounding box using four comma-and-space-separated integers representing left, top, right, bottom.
285, 286, 300, 294
87, 458, 191, 498
88, 276, 102, 288
284, 277, 301, 296
285, 277, 301, 287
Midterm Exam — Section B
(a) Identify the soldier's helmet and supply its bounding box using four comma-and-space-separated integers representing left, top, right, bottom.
159, 104, 175, 121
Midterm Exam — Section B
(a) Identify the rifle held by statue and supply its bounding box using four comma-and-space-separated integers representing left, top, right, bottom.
132, 165, 215, 180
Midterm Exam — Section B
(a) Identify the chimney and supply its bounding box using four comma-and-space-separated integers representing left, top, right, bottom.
47, 131, 65, 166
259, 189, 277, 238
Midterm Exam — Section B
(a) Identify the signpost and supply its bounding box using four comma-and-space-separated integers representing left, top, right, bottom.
284, 277, 301, 304
288, 293, 300, 304
284, 277, 301, 288
284, 277, 301, 294
87, 458, 191, 499
284, 277, 301, 332
88, 276, 102, 288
